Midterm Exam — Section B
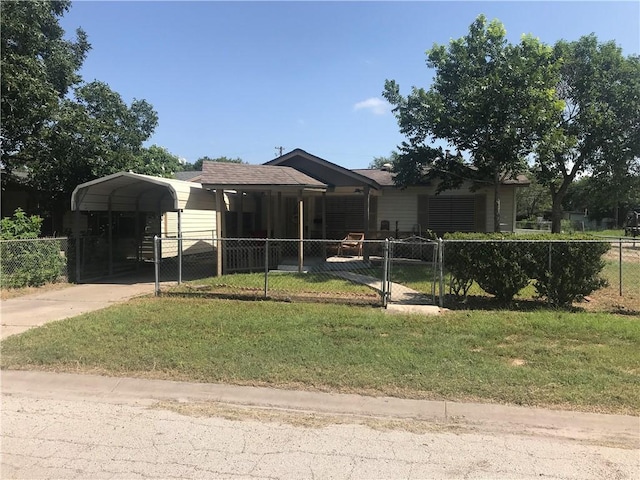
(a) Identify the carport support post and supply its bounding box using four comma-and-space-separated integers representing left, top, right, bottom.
75, 207, 81, 283
298, 192, 304, 273
216, 189, 224, 277
177, 209, 183, 284
108, 206, 113, 276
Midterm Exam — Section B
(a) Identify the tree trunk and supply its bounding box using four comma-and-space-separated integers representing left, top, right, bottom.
493, 175, 501, 232
551, 198, 563, 233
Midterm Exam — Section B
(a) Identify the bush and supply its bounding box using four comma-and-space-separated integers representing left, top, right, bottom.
526, 237, 609, 307
0, 240, 67, 288
443, 232, 610, 307
0, 209, 67, 288
0, 208, 42, 240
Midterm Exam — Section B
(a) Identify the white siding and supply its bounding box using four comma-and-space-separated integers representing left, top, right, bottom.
161, 210, 217, 258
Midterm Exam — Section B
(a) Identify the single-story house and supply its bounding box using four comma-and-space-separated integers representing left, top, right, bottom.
69, 148, 529, 279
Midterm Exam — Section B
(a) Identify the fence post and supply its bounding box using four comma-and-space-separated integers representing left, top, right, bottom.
438, 238, 444, 308
154, 235, 160, 296
264, 238, 269, 298
382, 238, 389, 307
619, 239, 623, 296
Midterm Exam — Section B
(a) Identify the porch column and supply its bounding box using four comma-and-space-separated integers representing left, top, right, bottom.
321, 192, 327, 259
237, 190, 244, 237
298, 191, 304, 273
266, 191, 272, 238
363, 186, 370, 262
275, 192, 282, 237
216, 189, 224, 277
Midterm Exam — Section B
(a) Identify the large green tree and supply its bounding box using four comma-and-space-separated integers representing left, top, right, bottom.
24, 80, 157, 233
535, 35, 640, 232
132, 145, 184, 178
368, 151, 399, 169
384, 15, 562, 231
29, 81, 158, 201
1, 0, 89, 174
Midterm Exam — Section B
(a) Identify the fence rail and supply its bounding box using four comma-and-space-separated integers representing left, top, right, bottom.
153, 236, 639, 309
3, 235, 635, 311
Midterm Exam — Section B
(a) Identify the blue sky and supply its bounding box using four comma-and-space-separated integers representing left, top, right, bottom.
60, 1, 640, 169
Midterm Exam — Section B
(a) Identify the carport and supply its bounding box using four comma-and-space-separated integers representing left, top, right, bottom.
71, 172, 216, 282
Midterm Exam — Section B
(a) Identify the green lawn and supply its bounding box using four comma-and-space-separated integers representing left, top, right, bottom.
2, 297, 638, 414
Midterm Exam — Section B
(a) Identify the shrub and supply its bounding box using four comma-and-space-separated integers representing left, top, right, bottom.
525, 236, 609, 307
0, 209, 67, 288
443, 232, 610, 307
0, 208, 42, 240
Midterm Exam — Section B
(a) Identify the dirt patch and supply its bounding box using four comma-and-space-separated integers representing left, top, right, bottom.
509, 358, 527, 367
152, 400, 466, 434
0, 282, 72, 301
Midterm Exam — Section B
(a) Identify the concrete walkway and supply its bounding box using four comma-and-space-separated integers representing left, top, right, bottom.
0, 278, 155, 339
2, 370, 638, 449
332, 271, 445, 315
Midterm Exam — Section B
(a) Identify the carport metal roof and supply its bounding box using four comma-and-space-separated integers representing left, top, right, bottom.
71, 172, 215, 212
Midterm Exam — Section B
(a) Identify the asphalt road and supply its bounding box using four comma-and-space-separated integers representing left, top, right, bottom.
2, 390, 638, 479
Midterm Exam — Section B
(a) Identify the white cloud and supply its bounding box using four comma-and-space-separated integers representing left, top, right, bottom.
353, 97, 390, 115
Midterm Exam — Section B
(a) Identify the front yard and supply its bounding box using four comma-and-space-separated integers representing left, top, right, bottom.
1, 297, 638, 415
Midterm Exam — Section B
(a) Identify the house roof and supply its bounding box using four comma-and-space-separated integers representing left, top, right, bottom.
265, 149, 381, 190
71, 172, 215, 212
355, 167, 530, 187
174, 170, 202, 182
200, 162, 327, 192
352, 169, 395, 187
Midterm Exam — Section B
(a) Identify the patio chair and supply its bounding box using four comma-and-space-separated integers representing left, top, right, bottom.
338, 232, 365, 257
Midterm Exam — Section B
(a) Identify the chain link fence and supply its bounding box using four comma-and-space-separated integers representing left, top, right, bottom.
154, 236, 443, 306
440, 238, 640, 308
155, 235, 639, 310
0, 237, 70, 288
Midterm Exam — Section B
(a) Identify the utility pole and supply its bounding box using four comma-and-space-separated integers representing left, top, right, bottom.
275, 146, 284, 157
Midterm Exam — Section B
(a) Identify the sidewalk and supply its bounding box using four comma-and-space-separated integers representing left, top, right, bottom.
0, 279, 155, 339
2, 370, 638, 448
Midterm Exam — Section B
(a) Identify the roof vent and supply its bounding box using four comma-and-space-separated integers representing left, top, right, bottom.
380, 163, 393, 172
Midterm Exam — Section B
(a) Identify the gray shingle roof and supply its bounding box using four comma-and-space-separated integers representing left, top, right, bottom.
174, 171, 201, 182
352, 169, 396, 186
200, 162, 327, 189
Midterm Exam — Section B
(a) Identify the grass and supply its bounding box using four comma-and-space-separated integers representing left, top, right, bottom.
172, 272, 381, 304
2, 297, 638, 415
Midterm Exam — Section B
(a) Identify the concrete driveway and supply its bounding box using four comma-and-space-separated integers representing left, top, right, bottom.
0, 277, 155, 339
